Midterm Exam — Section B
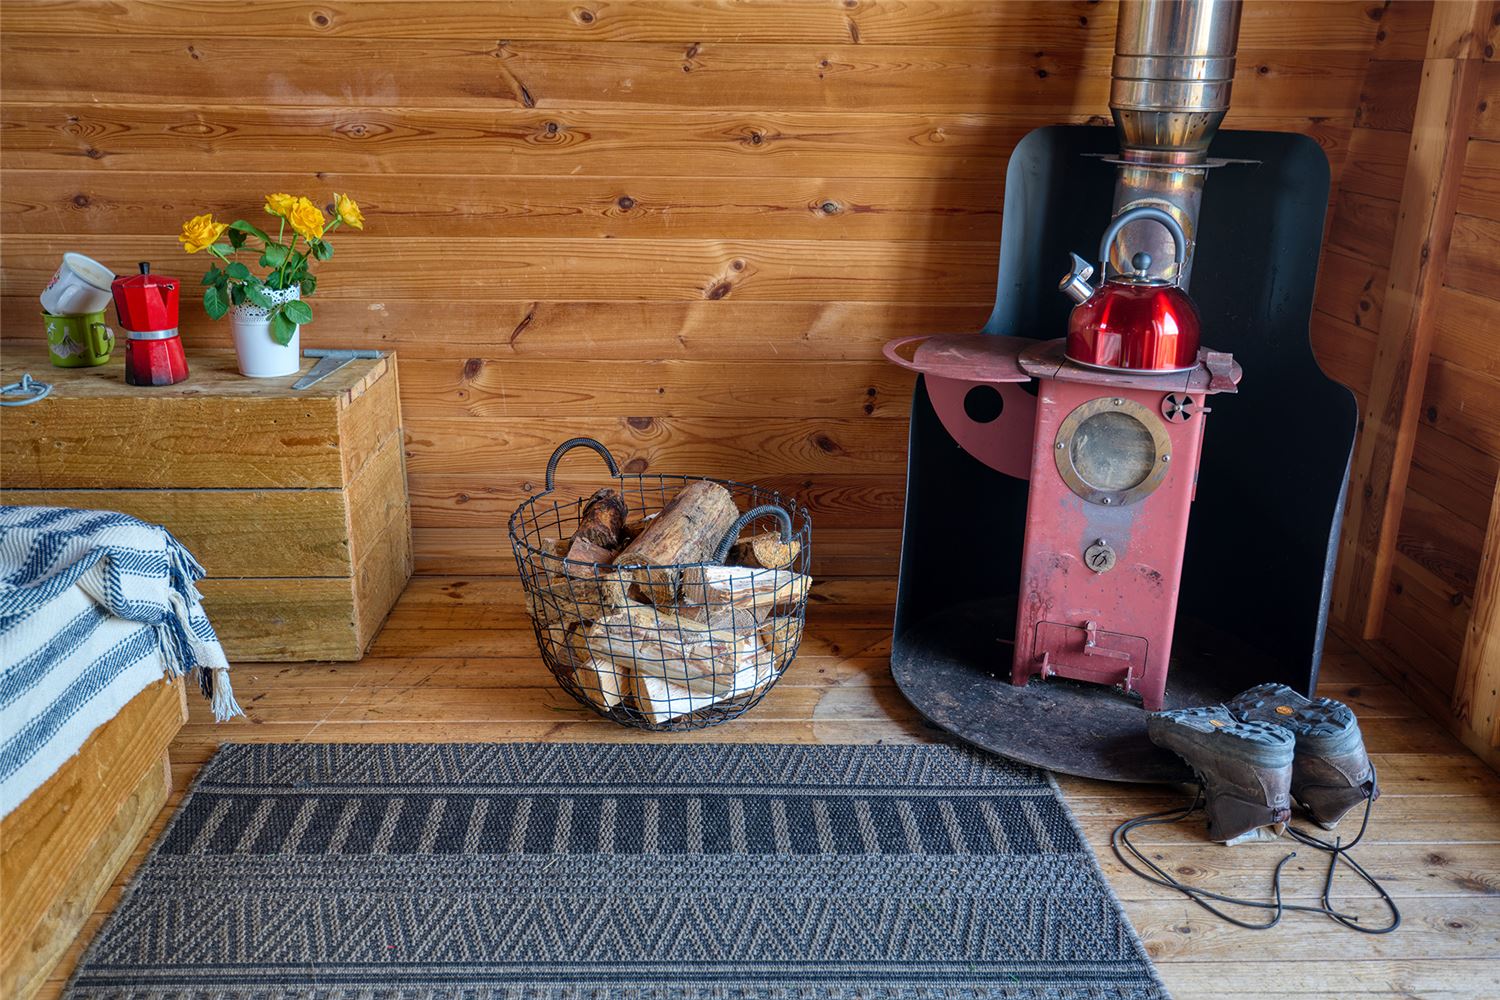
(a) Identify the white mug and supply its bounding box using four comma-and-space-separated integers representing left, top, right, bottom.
40, 252, 116, 316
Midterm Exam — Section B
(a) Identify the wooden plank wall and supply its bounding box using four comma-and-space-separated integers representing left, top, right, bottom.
0, 0, 1386, 583
1311, 0, 1500, 766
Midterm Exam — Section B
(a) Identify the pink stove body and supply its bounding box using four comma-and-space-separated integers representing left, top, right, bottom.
1011, 376, 1209, 711
885, 335, 1241, 711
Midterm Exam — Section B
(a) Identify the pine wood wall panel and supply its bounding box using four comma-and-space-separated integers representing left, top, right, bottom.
1312, 1, 1500, 762
0, 0, 1386, 586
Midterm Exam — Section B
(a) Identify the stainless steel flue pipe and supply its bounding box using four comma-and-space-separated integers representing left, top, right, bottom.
1105, 0, 1243, 288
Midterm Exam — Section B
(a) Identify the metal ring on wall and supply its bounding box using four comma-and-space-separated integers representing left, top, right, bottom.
1053, 396, 1172, 507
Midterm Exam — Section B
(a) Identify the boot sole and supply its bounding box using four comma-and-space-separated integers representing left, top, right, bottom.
1227, 682, 1356, 741
1147, 707, 1295, 769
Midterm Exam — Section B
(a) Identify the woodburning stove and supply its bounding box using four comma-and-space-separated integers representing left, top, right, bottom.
882, 0, 1359, 780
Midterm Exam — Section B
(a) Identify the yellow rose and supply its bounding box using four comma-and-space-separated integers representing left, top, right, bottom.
178, 213, 228, 254
334, 192, 364, 230
288, 197, 325, 241
264, 192, 297, 217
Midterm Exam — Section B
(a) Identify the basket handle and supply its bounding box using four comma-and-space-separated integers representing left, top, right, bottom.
712, 504, 794, 563
544, 437, 620, 491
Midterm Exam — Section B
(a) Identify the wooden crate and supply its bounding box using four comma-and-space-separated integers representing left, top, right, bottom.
0, 348, 412, 661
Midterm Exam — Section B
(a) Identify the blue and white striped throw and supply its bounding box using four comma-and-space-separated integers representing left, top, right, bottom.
0, 506, 242, 818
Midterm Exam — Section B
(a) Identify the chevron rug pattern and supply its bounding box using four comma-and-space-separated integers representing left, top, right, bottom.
64, 742, 1166, 999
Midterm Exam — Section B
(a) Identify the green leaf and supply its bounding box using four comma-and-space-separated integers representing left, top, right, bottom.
225, 262, 251, 280
201, 265, 222, 286
203, 285, 229, 320
300, 274, 317, 296
209, 242, 232, 255
229, 283, 246, 306
260, 244, 289, 268
228, 219, 273, 245
245, 284, 274, 308
270, 311, 297, 346
227, 228, 247, 250
282, 299, 313, 325
312, 240, 333, 261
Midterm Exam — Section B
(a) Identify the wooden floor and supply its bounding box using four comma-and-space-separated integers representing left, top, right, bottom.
42, 577, 1500, 999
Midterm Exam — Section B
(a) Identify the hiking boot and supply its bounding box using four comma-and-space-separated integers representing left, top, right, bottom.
1226, 682, 1378, 829
1147, 705, 1295, 844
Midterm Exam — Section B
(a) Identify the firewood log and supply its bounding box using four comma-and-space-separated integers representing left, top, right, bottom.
574, 488, 628, 552
678, 564, 812, 621
729, 531, 803, 570
611, 480, 739, 605
621, 511, 657, 544
536, 537, 627, 624
678, 602, 762, 635
629, 649, 775, 724
758, 615, 805, 673
583, 603, 774, 698
544, 623, 624, 708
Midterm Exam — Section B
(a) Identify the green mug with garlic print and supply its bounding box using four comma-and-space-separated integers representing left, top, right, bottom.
43, 310, 115, 367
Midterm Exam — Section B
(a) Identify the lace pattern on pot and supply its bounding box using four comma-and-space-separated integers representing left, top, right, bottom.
229, 284, 300, 321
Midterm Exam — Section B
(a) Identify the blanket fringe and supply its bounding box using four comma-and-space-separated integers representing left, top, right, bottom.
207, 666, 244, 722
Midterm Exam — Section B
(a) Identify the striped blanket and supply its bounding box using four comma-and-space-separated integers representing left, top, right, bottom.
0, 506, 242, 818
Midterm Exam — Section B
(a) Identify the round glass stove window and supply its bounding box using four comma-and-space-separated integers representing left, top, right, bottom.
1070, 410, 1156, 492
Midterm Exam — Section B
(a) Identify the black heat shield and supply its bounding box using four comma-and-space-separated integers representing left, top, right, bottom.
891, 125, 1358, 781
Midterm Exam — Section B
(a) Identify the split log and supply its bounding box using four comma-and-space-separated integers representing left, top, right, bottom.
679, 564, 812, 621
612, 480, 739, 605
621, 511, 657, 544
584, 602, 774, 699
535, 536, 627, 624
630, 649, 774, 725
544, 623, 624, 708
678, 602, 762, 636
729, 530, 803, 570
758, 615, 806, 673
573, 488, 628, 552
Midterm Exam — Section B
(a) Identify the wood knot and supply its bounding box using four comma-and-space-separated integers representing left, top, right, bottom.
311, 10, 330, 27
575, 7, 596, 23
748, 130, 765, 145
622, 457, 649, 474
685, 42, 701, 59
730, 259, 745, 271
705, 281, 733, 300
1258, 64, 1270, 75
544, 121, 561, 135
84, 147, 103, 159
1036, 68, 1048, 79
626, 416, 654, 430
73, 194, 90, 207
1451, 591, 1465, 607
617, 195, 635, 210
1426, 405, 1438, 422
462, 358, 484, 380
811, 433, 845, 455
186, 45, 201, 59
819, 200, 842, 215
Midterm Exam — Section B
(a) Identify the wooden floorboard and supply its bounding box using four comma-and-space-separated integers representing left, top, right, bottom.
40, 577, 1500, 999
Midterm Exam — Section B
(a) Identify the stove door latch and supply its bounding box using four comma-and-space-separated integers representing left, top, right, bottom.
1082, 619, 1132, 661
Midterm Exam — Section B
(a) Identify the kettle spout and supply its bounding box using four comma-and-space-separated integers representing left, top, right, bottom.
1058, 253, 1096, 304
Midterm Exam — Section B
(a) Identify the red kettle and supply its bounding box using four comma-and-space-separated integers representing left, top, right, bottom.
111, 262, 189, 386
1059, 207, 1201, 374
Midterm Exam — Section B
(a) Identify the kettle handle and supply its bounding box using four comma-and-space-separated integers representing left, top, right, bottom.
1097, 207, 1187, 279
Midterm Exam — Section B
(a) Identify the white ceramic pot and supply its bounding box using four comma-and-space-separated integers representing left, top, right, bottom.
229, 285, 301, 378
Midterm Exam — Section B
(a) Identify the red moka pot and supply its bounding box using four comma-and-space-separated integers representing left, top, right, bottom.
1060, 207, 1201, 374
112, 262, 189, 386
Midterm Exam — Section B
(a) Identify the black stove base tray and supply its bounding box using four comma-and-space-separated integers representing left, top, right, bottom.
891, 598, 1282, 783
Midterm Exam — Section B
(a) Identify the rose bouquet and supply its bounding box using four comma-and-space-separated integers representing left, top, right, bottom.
179, 192, 365, 345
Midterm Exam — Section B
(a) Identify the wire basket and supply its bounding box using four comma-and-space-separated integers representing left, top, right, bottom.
509, 437, 813, 731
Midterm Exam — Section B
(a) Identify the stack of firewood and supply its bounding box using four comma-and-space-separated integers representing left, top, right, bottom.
534, 481, 809, 724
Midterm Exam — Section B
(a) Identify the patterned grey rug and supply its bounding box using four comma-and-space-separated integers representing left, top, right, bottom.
65, 743, 1166, 999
